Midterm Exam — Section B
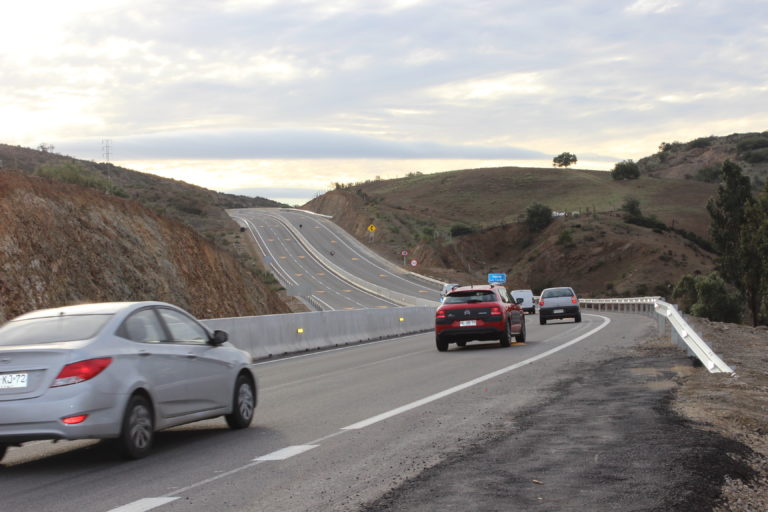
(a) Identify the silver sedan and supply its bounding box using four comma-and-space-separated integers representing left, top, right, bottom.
0, 301, 257, 461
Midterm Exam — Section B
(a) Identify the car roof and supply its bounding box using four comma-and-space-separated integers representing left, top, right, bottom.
12, 301, 177, 320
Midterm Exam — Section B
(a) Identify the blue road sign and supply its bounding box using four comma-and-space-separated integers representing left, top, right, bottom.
487, 273, 506, 284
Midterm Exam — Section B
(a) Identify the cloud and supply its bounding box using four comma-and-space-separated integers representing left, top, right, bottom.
57, 130, 550, 160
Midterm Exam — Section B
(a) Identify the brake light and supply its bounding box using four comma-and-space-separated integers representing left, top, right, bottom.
61, 414, 88, 425
52, 358, 112, 387
571, 297, 578, 304
490, 306, 502, 316
436, 310, 446, 319
539, 299, 545, 306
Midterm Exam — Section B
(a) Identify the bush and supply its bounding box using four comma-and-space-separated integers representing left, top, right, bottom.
450, 224, 475, 237
621, 196, 642, 217
736, 136, 768, 153
687, 136, 715, 149
611, 160, 640, 180
742, 148, 768, 163
689, 272, 743, 323
693, 166, 722, 183
525, 202, 553, 232
556, 229, 574, 247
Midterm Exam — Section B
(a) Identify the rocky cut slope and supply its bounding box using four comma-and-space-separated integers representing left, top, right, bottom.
0, 170, 290, 323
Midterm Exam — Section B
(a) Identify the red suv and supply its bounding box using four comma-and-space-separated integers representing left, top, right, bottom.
435, 285, 526, 351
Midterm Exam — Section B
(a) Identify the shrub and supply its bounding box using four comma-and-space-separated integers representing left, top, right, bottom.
525, 202, 553, 232
742, 148, 768, 163
736, 135, 768, 153
621, 196, 642, 217
687, 136, 715, 149
611, 160, 640, 180
694, 166, 722, 183
450, 224, 475, 237
689, 272, 743, 323
557, 229, 574, 247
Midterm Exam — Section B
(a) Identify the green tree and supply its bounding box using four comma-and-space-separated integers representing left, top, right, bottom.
672, 274, 698, 312
707, 160, 765, 325
552, 152, 577, 168
611, 160, 640, 180
525, 202, 553, 232
672, 272, 742, 323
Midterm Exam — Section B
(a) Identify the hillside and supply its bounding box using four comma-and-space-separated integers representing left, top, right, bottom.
304, 166, 719, 297
639, 131, 768, 187
0, 170, 290, 323
0, 143, 287, 237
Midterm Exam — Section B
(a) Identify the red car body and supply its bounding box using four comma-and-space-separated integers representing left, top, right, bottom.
435, 285, 525, 351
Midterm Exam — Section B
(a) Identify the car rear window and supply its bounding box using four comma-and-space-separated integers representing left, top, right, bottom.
0, 314, 112, 346
542, 288, 574, 298
443, 291, 497, 304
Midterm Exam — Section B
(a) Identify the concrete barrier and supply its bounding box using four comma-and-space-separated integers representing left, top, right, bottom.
203, 306, 435, 360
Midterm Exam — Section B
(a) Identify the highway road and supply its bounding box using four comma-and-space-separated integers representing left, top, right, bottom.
0, 312, 660, 512
229, 208, 441, 310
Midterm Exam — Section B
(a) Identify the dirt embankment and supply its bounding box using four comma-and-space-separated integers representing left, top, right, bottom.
0, 170, 289, 322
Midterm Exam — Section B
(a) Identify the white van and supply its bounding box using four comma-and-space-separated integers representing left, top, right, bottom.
510, 289, 535, 314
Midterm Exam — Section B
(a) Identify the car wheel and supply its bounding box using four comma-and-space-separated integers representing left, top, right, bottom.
118, 394, 154, 460
499, 323, 511, 348
436, 336, 449, 352
575, 313, 582, 323
456, 341, 466, 348
515, 322, 526, 343
0, 444, 7, 463
540, 317, 546, 325
225, 374, 256, 429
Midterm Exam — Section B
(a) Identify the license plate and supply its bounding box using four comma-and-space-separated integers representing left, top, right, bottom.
554, 309, 564, 314
459, 320, 477, 327
0, 373, 28, 389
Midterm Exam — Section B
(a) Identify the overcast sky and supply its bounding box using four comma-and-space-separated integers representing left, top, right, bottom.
3, 0, 767, 204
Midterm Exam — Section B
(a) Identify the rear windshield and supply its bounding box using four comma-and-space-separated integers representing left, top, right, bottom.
542, 288, 574, 298
0, 314, 112, 346
443, 291, 497, 304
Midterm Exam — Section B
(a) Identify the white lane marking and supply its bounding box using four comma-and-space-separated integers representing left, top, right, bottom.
254, 445, 319, 461
342, 314, 611, 430
106, 498, 179, 512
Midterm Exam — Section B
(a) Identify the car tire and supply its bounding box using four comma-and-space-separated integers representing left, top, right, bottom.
0, 444, 7, 463
575, 313, 582, 323
118, 394, 154, 460
436, 336, 449, 352
540, 317, 546, 325
499, 323, 511, 348
225, 374, 256, 429
515, 322, 526, 343
456, 341, 466, 348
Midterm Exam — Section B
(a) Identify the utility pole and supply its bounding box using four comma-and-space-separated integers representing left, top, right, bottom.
102, 139, 111, 163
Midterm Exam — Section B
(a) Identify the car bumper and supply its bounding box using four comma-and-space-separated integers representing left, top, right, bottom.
539, 306, 580, 319
0, 384, 127, 444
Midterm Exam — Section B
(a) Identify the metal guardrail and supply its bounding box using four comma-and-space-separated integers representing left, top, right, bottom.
581, 297, 733, 374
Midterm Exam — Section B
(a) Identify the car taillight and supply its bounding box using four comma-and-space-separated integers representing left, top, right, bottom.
436, 310, 446, 319
61, 414, 88, 425
539, 299, 545, 306
571, 297, 578, 304
52, 358, 112, 387
490, 306, 501, 316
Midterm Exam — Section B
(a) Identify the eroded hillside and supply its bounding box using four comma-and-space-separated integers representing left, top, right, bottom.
0, 171, 290, 322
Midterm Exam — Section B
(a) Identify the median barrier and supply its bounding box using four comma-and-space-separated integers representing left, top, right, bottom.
203, 306, 436, 360
580, 297, 733, 373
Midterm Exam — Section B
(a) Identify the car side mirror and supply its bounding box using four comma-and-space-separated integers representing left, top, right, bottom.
210, 330, 229, 346
516, 298, 524, 304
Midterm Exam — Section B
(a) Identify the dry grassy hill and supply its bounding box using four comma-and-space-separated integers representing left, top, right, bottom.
304, 166, 719, 297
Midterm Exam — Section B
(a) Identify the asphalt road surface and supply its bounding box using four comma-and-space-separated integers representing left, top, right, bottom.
0, 312, 708, 512
229, 208, 441, 310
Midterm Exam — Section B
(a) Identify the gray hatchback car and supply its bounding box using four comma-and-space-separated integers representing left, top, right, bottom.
538, 287, 581, 324
0, 301, 257, 462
